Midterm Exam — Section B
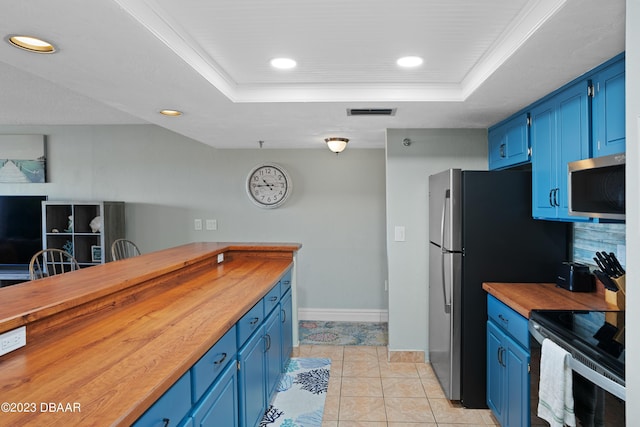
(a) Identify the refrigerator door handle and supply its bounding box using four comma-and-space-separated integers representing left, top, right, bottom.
440, 189, 452, 314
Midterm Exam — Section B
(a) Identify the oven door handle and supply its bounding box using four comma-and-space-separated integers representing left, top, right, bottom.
529, 320, 626, 401
569, 356, 626, 401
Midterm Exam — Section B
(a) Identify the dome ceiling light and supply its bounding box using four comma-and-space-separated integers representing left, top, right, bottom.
325, 137, 349, 154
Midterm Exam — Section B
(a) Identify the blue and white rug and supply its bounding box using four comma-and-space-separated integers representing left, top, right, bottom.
299, 321, 388, 346
260, 358, 331, 427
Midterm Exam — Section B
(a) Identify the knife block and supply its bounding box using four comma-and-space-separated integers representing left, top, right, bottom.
604, 275, 626, 310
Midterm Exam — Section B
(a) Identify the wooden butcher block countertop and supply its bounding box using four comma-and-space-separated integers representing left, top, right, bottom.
482, 282, 619, 319
0, 242, 300, 426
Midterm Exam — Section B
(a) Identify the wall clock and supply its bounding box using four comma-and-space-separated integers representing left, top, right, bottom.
246, 163, 292, 208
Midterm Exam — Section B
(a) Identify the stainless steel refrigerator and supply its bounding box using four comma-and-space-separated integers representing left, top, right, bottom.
428, 169, 569, 408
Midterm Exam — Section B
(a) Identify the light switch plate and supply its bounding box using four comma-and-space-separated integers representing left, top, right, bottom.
194, 218, 203, 230
206, 219, 217, 230
394, 226, 405, 242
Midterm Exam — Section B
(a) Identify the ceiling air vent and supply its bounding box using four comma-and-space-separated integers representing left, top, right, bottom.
347, 108, 396, 116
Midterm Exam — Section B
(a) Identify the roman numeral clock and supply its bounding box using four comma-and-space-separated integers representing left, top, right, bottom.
246, 163, 292, 208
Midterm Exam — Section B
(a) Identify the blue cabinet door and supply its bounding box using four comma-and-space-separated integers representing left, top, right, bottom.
264, 306, 282, 400
486, 321, 505, 425
531, 99, 557, 219
531, 81, 590, 221
555, 81, 590, 220
280, 289, 293, 372
488, 113, 530, 170
592, 58, 625, 157
238, 326, 267, 427
192, 361, 238, 427
505, 333, 530, 427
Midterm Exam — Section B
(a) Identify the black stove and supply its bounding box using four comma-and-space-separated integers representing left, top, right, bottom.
529, 310, 625, 384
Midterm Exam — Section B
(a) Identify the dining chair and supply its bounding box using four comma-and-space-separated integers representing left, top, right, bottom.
29, 248, 80, 280
111, 238, 141, 261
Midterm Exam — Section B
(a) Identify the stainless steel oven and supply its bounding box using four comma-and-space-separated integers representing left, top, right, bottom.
529, 310, 625, 426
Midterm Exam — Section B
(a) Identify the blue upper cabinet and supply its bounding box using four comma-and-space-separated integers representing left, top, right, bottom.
591, 55, 625, 157
488, 113, 531, 170
531, 80, 591, 221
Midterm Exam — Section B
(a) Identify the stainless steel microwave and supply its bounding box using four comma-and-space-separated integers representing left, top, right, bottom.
568, 153, 625, 220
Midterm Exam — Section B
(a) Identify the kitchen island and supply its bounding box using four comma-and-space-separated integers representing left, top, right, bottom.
0, 242, 300, 426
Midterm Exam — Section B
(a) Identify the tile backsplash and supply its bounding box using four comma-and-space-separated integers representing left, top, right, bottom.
573, 222, 626, 268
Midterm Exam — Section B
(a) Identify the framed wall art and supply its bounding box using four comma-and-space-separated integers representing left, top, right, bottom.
0, 134, 46, 183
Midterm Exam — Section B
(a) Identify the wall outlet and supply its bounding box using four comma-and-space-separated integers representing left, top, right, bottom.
194, 218, 203, 230
0, 326, 26, 357
206, 219, 217, 230
217, 253, 224, 263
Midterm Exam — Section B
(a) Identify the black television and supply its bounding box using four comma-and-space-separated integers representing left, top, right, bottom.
0, 195, 47, 269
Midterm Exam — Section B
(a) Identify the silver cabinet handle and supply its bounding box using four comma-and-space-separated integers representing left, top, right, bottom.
440, 189, 452, 314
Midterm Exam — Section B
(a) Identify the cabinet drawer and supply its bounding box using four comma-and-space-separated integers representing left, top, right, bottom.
264, 282, 281, 315
133, 371, 191, 427
237, 300, 264, 346
280, 269, 292, 296
192, 325, 237, 403
487, 295, 529, 348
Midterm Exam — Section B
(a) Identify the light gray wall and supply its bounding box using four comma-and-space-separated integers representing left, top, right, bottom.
626, 0, 639, 419
0, 124, 388, 312
385, 129, 487, 354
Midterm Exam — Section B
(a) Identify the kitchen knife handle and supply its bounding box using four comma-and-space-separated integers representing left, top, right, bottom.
609, 252, 625, 275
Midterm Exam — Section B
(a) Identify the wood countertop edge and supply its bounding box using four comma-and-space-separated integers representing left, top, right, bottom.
0, 242, 301, 334
482, 282, 620, 319
0, 245, 298, 426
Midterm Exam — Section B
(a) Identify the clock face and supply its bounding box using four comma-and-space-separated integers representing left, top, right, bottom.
246, 163, 292, 208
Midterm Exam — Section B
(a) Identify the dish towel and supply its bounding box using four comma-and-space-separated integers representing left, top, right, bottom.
537, 338, 576, 427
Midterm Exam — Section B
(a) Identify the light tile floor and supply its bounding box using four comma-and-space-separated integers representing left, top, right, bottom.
292, 345, 499, 427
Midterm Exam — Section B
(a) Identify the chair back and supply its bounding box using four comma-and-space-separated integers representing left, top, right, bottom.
29, 249, 80, 280
111, 239, 141, 261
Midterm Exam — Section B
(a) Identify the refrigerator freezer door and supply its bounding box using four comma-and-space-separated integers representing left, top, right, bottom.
428, 241, 462, 400
428, 169, 461, 251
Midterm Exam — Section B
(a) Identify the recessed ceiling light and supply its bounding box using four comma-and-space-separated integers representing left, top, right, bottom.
159, 109, 183, 117
397, 56, 423, 68
270, 58, 297, 69
7, 35, 56, 53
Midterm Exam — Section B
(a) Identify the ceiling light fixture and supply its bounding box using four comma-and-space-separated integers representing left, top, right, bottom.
270, 58, 297, 69
396, 56, 423, 68
7, 35, 56, 53
325, 137, 349, 154
159, 109, 183, 117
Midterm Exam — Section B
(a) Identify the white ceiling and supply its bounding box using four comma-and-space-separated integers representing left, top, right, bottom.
0, 0, 625, 149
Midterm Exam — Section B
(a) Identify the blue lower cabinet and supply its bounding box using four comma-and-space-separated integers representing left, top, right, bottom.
238, 326, 267, 427
280, 289, 293, 372
191, 361, 238, 427
265, 307, 282, 399
486, 296, 531, 427
133, 371, 191, 427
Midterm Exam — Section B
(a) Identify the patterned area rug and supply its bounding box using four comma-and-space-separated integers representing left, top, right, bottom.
299, 321, 388, 346
261, 358, 331, 427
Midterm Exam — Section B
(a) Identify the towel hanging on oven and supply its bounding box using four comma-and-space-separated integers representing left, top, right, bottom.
538, 338, 576, 427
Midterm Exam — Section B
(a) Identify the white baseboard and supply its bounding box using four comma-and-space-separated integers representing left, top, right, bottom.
298, 308, 388, 323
